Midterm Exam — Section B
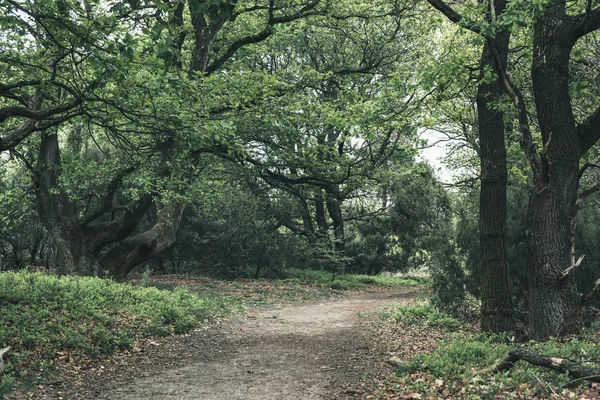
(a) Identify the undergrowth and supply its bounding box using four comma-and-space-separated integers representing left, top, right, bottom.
282, 268, 429, 290
392, 304, 463, 330
392, 302, 600, 398
0, 271, 237, 395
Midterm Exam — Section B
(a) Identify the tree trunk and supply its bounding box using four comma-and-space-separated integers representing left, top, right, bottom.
35, 131, 185, 280
36, 132, 87, 274
477, 0, 514, 332
298, 196, 316, 241
326, 187, 345, 252
99, 202, 186, 280
527, 4, 582, 339
314, 189, 328, 236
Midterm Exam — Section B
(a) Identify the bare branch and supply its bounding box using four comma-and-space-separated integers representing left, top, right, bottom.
561, 255, 585, 280
478, 348, 600, 383
583, 278, 600, 303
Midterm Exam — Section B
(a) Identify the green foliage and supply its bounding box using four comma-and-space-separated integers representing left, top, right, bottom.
170, 171, 309, 278
0, 271, 235, 394
392, 304, 463, 330
283, 268, 430, 290
396, 334, 510, 378
397, 331, 600, 397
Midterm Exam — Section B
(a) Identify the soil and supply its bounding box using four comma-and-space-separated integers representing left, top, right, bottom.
12, 288, 422, 400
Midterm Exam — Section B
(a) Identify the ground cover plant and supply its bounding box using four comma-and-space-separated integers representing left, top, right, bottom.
141, 268, 429, 305
0, 269, 427, 396
360, 301, 600, 399
0, 271, 239, 395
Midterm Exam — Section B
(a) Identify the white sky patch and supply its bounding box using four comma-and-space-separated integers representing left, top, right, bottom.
418, 129, 453, 183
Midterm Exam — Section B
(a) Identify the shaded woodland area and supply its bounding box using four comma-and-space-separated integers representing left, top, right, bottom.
2, 0, 600, 382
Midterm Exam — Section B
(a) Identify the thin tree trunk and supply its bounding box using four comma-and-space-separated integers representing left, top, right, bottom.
326, 187, 345, 252
315, 189, 328, 236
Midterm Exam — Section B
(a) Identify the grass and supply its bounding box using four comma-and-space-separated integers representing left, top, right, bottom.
0, 271, 238, 395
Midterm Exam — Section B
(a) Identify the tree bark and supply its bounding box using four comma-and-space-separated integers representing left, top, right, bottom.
477, 0, 514, 332
35, 131, 184, 279
527, 3, 582, 338
99, 202, 186, 280
427, 0, 600, 340
314, 189, 328, 236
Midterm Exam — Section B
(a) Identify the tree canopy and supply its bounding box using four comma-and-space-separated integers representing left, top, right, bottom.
2, 0, 600, 340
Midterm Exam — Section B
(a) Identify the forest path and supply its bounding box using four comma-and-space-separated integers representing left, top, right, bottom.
39, 288, 422, 399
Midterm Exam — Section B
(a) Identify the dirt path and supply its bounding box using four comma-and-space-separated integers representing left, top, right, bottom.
23, 288, 422, 399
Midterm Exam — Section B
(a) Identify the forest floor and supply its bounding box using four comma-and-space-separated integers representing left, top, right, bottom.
9, 283, 426, 399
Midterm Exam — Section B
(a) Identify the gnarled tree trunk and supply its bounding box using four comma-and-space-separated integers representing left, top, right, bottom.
35, 131, 185, 279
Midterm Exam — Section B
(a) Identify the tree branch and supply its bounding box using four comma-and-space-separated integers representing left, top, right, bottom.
577, 105, 600, 157
79, 167, 135, 227
572, 7, 600, 39
205, 0, 322, 74
426, 0, 481, 34
578, 162, 600, 181
488, 40, 544, 187
579, 182, 600, 200
583, 278, 600, 302
561, 255, 585, 280
0, 90, 43, 151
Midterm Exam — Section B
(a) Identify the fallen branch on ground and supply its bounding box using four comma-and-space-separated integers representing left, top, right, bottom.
477, 348, 600, 382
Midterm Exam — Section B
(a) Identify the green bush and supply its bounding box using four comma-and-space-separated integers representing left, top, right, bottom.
397, 334, 510, 378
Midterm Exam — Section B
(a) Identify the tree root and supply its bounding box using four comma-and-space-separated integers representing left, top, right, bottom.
477, 348, 600, 382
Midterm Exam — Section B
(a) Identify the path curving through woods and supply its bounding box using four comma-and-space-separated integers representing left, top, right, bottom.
18, 288, 422, 399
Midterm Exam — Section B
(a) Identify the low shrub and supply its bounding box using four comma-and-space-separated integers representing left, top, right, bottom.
283, 268, 430, 289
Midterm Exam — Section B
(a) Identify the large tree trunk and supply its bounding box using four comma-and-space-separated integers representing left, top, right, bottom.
477, 0, 514, 333
35, 131, 185, 280
36, 132, 88, 274
99, 202, 186, 280
527, 3, 581, 339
